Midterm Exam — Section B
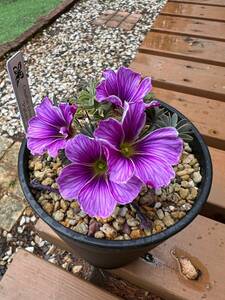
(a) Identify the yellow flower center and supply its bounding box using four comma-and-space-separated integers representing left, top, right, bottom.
93, 160, 107, 175
120, 143, 134, 158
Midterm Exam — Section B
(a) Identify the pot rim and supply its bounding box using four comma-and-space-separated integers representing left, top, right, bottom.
18, 101, 213, 250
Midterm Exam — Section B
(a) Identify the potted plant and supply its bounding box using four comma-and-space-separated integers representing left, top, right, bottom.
18, 67, 212, 268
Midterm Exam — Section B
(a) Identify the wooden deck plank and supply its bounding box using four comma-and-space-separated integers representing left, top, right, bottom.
152, 15, 225, 41
203, 147, 225, 222
140, 32, 225, 66
161, 2, 225, 22
130, 53, 225, 101
169, 0, 225, 7
0, 250, 120, 300
36, 216, 225, 300
152, 87, 225, 150
111, 216, 225, 300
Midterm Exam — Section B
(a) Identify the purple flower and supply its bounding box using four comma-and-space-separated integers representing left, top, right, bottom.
57, 134, 142, 218
27, 97, 77, 157
96, 67, 153, 107
95, 101, 183, 188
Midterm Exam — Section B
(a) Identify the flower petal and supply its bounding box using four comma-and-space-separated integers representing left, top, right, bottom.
145, 100, 160, 109
132, 154, 175, 188
57, 163, 94, 200
65, 134, 102, 164
110, 176, 142, 204
27, 117, 59, 138
59, 103, 77, 124
47, 139, 67, 157
35, 97, 65, 127
27, 136, 66, 157
122, 101, 146, 142
103, 69, 118, 96
135, 127, 183, 165
117, 67, 141, 102
106, 147, 135, 183
94, 118, 124, 149
78, 176, 117, 218
131, 77, 152, 102
96, 80, 122, 106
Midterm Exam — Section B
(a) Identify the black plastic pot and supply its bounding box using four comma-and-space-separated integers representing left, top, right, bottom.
18, 102, 212, 269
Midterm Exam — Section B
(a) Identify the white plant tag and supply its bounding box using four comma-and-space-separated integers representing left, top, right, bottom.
7, 51, 34, 132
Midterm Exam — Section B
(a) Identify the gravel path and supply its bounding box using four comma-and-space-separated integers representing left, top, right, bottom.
0, 0, 166, 139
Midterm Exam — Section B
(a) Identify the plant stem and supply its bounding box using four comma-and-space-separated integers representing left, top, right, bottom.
29, 179, 60, 194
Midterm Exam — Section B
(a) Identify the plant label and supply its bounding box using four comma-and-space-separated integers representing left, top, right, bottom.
7, 51, 34, 132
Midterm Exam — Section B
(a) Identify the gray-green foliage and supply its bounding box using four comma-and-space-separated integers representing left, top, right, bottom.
154, 108, 193, 142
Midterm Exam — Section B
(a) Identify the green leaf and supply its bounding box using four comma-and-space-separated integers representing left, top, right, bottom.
171, 113, 178, 127
144, 92, 155, 102
179, 133, 193, 142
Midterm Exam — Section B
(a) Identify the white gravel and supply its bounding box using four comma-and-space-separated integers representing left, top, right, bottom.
0, 0, 167, 138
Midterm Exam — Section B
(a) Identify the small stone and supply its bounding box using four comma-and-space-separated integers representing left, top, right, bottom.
181, 181, 189, 188
155, 188, 162, 196
78, 210, 87, 218
179, 188, 189, 199
127, 218, 140, 227
114, 235, 124, 240
119, 207, 128, 217
190, 187, 198, 199
73, 222, 88, 235
116, 216, 125, 225
154, 202, 161, 209
42, 177, 54, 186
181, 203, 192, 211
72, 265, 82, 274
53, 210, 64, 222
169, 205, 175, 212
48, 257, 57, 264
94, 231, 105, 239
112, 206, 120, 218
123, 234, 131, 240
20, 216, 26, 226
112, 220, 122, 231
100, 224, 117, 239
30, 215, 36, 223
60, 199, 68, 211
171, 211, 186, 219
122, 222, 131, 235
192, 172, 202, 183
144, 228, 151, 236
96, 217, 113, 224
66, 209, 75, 219
88, 221, 100, 236
6, 233, 13, 242
34, 161, 43, 171
25, 217, 30, 223
17, 226, 24, 234
25, 246, 34, 253
177, 168, 194, 177
34, 235, 42, 245
24, 207, 33, 217
163, 215, 175, 227
43, 202, 54, 215
156, 209, 164, 220
130, 229, 143, 239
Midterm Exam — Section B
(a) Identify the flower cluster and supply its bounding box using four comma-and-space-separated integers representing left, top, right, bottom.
27, 67, 183, 218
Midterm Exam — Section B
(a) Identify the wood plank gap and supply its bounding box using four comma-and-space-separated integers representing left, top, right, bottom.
168, 0, 225, 7
160, 12, 225, 23
152, 28, 225, 43
138, 48, 225, 67
152, 80, 225, 102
